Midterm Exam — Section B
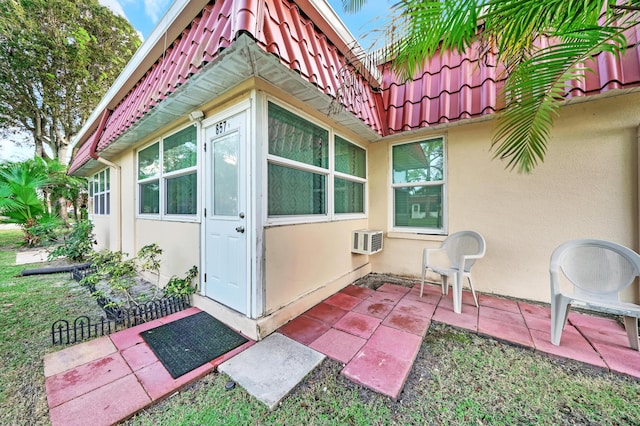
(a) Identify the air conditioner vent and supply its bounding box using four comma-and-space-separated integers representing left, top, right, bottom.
352, 230, 383, 255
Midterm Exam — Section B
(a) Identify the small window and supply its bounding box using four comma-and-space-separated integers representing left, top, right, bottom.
392, 138, 445, 232
89, 168, 110, 215
136, 125, 198, 218
334, 136, 366, 214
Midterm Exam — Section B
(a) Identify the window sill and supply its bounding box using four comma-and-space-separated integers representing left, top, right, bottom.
136, 215, 200, 223
386, 232, 447, 242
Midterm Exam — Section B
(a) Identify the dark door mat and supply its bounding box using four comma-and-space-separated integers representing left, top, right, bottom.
141, 311, 248, 379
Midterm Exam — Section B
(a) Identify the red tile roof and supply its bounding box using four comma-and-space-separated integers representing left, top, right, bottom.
380, 25, 640, 133
70, 0, 640, 173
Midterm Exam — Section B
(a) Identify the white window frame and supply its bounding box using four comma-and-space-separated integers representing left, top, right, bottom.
264, 99, 367, 226
389, 136, 447, 235
136, 123, 200, 222
89, 168, 110, 216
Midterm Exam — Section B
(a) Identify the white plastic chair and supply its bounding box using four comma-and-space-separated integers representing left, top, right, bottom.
550, 239, 640, 351
421, 231, 486, 314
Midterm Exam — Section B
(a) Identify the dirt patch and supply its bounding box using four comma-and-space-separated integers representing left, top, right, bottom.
351, 272, 419, 290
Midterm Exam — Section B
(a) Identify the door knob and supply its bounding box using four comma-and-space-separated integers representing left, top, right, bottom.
235, 226, 245, 233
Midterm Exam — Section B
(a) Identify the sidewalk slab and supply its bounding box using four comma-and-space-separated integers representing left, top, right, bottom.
219, 333, 324, 410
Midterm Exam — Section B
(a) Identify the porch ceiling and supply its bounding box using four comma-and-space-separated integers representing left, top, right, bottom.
73, 34, 381, 176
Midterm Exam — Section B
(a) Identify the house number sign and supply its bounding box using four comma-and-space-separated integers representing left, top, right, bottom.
215, 120, 228, 135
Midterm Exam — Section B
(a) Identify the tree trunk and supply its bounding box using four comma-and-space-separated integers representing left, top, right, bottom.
58, 196, 70, 226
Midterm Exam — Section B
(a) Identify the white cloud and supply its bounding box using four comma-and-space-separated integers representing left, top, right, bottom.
97, 0, 127, 19
144, 0, 171, 23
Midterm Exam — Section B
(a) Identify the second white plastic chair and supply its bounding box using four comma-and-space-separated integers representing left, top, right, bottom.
421, 230, 486, 314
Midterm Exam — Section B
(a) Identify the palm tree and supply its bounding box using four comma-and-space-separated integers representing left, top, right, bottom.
344, 0, 640, 172
0, 158, 53, 245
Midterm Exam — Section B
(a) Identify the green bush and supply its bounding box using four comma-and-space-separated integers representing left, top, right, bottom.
163, 266, 198, 297
48, 219, 95, 261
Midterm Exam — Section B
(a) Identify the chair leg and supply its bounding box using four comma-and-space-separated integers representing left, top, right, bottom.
623, 316, 639, 351
452, 272, 462, 314
420, 266, 426, 298
442, 275, 448, 295
466, 274, 479, 307
550, 295, 571, 346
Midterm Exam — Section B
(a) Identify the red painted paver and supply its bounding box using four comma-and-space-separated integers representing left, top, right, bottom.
432, 304, 478, 332
352, 298, 395, 319
366, 325, 422, 362
48, 374, 150, 426
518, 302, 551, 318
393, 297, 437, 319
324, 292, 363, 310
478, 316, 534, 348
342, 346, 413, 400
478, 294, 520, 313
109, 319, 163, 351
591, 341, 640, 377
404, 284, 442, 305
136, 360, 215, 401
158, 307, 202, 324
333, 311, 382, 339
46, 353, 132, 408
480, 306, 527, 328
309, 328, 366, 364
366, 290, 404, 305
278, 315, 331, 345
121, 342, 157, 372
305, 302, 348, 325
522, 313, 551, 333
377, 283, 411, 295
340, 285, 374, 299
382, 311, 431, 337
530, 327, 607, 368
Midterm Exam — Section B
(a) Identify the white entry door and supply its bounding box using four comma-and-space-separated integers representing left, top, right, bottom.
204, 109, 249, 314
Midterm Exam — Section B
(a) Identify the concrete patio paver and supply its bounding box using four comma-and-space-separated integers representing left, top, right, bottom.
219, 333, 325, 410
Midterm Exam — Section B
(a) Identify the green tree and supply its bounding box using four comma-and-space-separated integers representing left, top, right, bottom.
0, 158, 58, 245
0, 0, 141, 162
345, 0, 640, 172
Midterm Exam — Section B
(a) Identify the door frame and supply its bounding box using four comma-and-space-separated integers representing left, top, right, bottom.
200, 98, 261, 318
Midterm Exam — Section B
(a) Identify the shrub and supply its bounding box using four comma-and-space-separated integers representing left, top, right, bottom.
164, 266, 199, 297
48, 219, 95, 261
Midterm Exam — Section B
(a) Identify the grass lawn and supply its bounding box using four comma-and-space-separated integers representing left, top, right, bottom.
1, 229, 639, 425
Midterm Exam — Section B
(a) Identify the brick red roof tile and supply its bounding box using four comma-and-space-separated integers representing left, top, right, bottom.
70, 0, 640, 173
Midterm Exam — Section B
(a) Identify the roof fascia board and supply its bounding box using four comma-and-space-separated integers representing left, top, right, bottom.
67, 0, 208, 164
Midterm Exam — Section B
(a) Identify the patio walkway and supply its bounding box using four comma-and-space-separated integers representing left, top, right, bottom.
44, 282, 640, 425
279, 282, 640, 399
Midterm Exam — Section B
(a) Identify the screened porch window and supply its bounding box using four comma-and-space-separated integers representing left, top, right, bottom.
267, 102, 329, 216
267, 102, 367, 220
392, 138, 445, 232
137, 125, 197, 218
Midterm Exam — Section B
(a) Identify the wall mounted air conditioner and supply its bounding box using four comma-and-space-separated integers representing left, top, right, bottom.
352, 230, 383, 255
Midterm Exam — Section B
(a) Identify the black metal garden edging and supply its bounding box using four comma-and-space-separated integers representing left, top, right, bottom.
50, 264, 192, 345
51, 294, 191, 345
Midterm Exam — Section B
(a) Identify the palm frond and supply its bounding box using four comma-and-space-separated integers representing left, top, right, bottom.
492, 26, 630, 172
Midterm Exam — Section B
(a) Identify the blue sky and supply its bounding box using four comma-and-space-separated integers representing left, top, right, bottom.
99, 0, 391, 47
